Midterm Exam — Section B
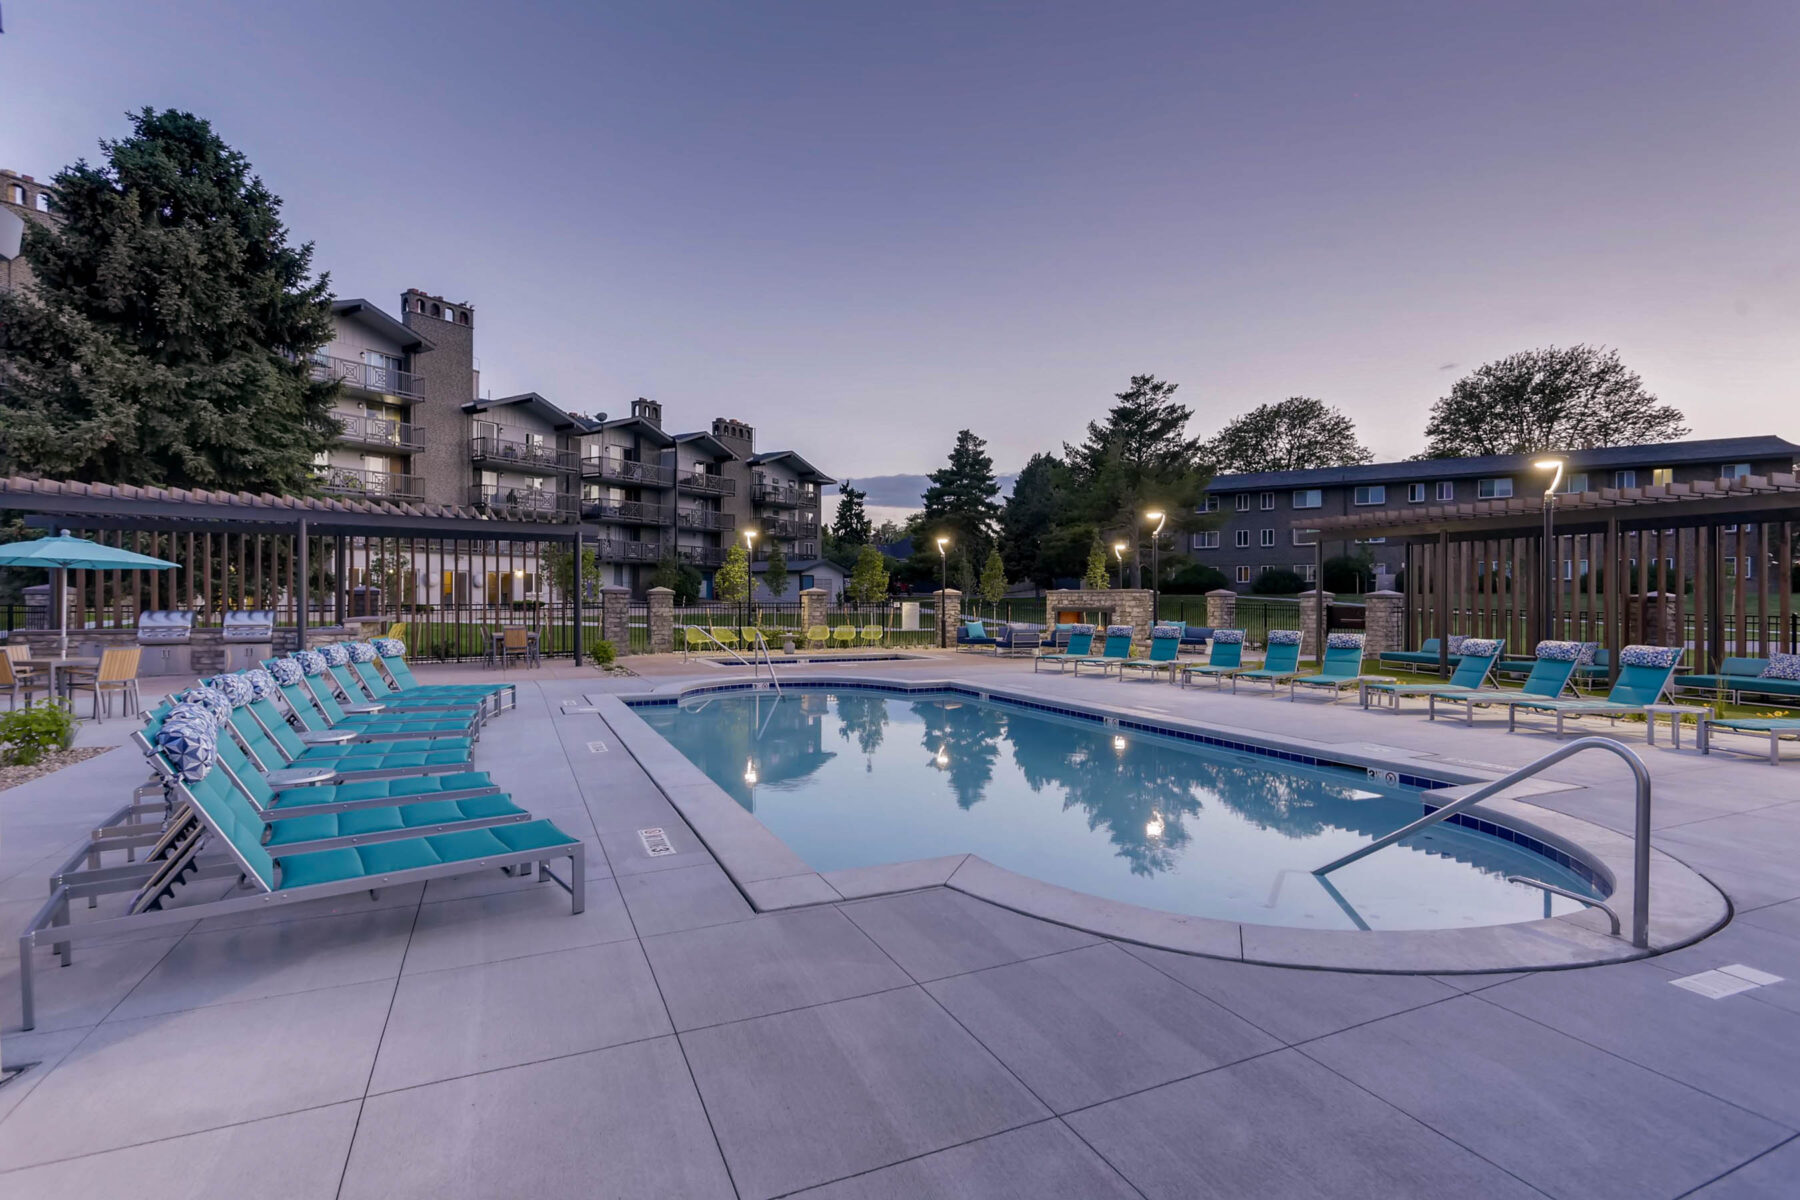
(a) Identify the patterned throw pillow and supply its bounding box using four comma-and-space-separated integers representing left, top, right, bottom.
268, 658, 304, 688
1105, 625, 1134, 637
178, 685, 234, 726
1762, 653, 1800, 681
293, 650, 328, 677
1621, 644, 1679, 670
318, 643, 350, 667
1151, 625, 1181, 640
1535, 640, 1584, 661
1211, 629, 1245, 644
371, 637, 407, 658
1070, 624, 1096, 635
242, 668, 278, 701
1268, 630, 1303, 646
156, 702, 220, 781
1577, 641, 1599, 666
1326, 632, 1364, 650
345, 642, 378, 663
1446, 635, 1468, 654
1457, 638, 1503, 658
205, 673, 255, 708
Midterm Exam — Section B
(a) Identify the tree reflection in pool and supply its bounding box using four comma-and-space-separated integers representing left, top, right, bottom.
634, 690, 1605, 931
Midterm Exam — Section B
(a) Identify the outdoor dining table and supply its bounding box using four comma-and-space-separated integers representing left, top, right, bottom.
22, 656, 100, 703
486, 629, 540, 667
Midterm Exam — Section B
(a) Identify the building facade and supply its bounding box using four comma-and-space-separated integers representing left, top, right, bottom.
1, 169, 57, 296
1196, 436, 1800, 591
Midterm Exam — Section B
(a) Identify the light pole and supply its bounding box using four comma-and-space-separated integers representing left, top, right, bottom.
742, 528, 758, 639
1113, 541, 1127, 589
1534, 459, 1564, 642
936, 536, 950, 648
1143, 510, 1165, 622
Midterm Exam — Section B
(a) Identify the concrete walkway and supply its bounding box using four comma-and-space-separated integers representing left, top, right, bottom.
1, 653, 1797, 1198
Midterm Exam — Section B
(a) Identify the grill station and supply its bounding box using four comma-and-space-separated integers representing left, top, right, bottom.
220, 609, 276, 670
135, 610, 195, 676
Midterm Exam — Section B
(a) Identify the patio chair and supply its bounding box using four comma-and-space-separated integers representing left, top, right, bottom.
740, 627, 766, 652
956, 619, 998, 652
859, 625, 884, 647
994, 623, 1042, 657
1504, 645, 1682, 738
1289, 633, 1367, 702
1674, 655, 1800, 707
259, 666, 480, 742
806, 624, 831, 649
1362, 639, 1504, 712
294, 650, 488, 719
682, 625, 712, 656
1119, 625, 1181, 683
830, 623, 856, 648
1179, 630, 1245, 688
369, 639, 517, 711
340, 654, 489, 726
0, 651, 41, 711
1033, 625, 1096, 673
203, 686, 474, 782
1231, 631, 1303, 692
501, 627, 535, 669
709, 626, 741, 650
1426, 641, 1582, 724
59, 646, 142, 722
1071, 626, 1135, 676
1699, 715, 1800, 765
5, 641, 45, 693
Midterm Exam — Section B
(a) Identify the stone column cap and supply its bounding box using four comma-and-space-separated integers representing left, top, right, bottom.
933, 588, 963, 598
1205, 588, 1238, 597
599, 585, 631, 595
1300, 589, 1336, 599
1365, 589, 1403, 598
645, 586, 675, 596
799, 587, 828, 596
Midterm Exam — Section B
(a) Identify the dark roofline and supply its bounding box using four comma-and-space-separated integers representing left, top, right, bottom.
598, 415, 676, 447
748, 450, 835, 485
463, 392, 602, 434
1206, 436, 1800, 492
332, 299, 433, 353
671, 431, 739, 460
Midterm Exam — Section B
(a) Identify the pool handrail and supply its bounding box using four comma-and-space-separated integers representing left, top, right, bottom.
1312, 735, 1652, 948
683, 623, 781, 695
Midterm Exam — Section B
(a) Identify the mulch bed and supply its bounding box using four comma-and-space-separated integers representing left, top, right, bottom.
0, 746, 112, 793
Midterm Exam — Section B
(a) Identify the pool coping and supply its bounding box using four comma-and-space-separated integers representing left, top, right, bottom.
594, 673, 1730, 973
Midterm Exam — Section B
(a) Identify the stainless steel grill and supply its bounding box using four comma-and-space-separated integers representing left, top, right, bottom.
221, 611, 276, 641
136, 611, 194, 644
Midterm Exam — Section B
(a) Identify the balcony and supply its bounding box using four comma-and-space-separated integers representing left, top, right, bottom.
679, 545, 729, 568
752, 483, 804, 507
753, 543, 818, 562
585, 499, 673, 526
583, 455, 675, 488
467, 485, 576, 522
334, 413, 423, 452
315, 466, 424, 503
592, 538, 664, 564
677, 507, 737, 533
310, 353, 423, 400
469, 435, 576, 474
760, 516, 818, 539
677, 470, 737, 497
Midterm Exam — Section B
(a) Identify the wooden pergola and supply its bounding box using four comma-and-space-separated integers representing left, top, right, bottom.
1305, 471, 1800, 682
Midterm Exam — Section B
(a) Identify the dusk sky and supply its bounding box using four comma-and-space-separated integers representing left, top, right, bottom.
7, 2, 1799, 519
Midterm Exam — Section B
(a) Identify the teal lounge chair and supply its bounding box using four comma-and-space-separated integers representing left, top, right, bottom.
1700, 715, 1800, 765
257, 668, 481, 741
1426, 641, 1583, 724
368, 639, 518, 712
1072, 626, 1135, 676
1505, 645, 1682, 737
1231, 631, 1303, 693
317, 651, 484, 715
1362, 639, 1504, 712
1289, 633, 1367, 702
1674, 656, 1800, 706
1119, 626, 1181, 683
1180, 630, 1244, 688
1034, 626, 1096, 673
219, 696, 474, 782
1377, 637, 1462, 670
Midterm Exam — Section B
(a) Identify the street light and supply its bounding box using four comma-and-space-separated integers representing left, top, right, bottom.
936, 536, 950, 648
742, 529, 759, 639
1534, 459, 1564, 641
1113, 541, 1127, 589
1143, 510, 1166, 622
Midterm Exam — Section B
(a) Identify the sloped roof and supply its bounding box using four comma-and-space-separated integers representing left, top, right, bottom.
464, 392, 601, 433
748, 450, 835, 484
332, 299, 433, 352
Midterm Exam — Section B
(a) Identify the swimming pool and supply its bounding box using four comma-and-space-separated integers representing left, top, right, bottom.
633, 687, 1608, 932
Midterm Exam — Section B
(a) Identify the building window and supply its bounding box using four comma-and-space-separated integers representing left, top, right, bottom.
1292, 489, 1322, 509
1201, 495, 1220, 513
34, 192, 49, 212
1651, 467, 1673, 486
1296, 563, 1317, 583
1292, 529, 1317, 546
800, 573, 815, 590
1260, 492, 1275, 511
1235, 494, 1251, 512
4, 184, 22, 205
431, 303, 442, 318
1408, 482, 1426, 503
1565, 473, 1589, 493
458, 310, 470, 325
1478, 477, 1513, 499
415, 298, 426, 312
1353, 485, 1386, 506
1260, 529, 1275, 548
1722, 462, 1751, 479
1357, 537, 1388, 544
1235, 566, 1252, 584
1194, 531, 1220, 550
1235, 530, 1250, 548
1613, 470, 1636, 489
1435, 481, 1454, 501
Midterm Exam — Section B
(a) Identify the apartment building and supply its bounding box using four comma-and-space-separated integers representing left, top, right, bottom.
1196, 435, 1800, 591
1, 169, 56, 296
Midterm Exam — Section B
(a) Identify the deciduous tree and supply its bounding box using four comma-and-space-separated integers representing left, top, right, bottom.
847, 544, 890, 606
1203, 397, 1373, 474
1423, 346, 1687, 457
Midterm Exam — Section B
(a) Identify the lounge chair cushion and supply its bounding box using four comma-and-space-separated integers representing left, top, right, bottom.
265, 794, 526, 847
276, 819, 574, 889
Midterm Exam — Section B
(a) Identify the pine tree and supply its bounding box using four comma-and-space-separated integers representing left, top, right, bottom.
763, 539, 789, 599
832, 482, 873, 546
998, 453, 1067, 588
1084, 538, 1111, 590
0, 108, 340, 491
920, 430, 1002, 561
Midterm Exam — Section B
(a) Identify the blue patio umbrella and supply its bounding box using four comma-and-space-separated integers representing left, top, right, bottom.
0, 530, 177, 656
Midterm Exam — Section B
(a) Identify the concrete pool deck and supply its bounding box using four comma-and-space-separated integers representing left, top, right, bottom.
1, 651, 1797, 1197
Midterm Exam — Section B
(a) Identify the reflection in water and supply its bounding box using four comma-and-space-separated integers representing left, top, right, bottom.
638, 690, 1605, 930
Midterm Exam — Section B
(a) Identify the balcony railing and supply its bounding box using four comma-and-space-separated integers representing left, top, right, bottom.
760, 517, 818, 539
334, 413, 423, 452
315, 466, 424, 503
753, 544, 818, 562
467, 485, 576, 521
752, 483, 803, 507
678, 470, 737, 497
583, 455, 675, 487
585, 499, 674, 525
469, 435, 576, 474
592, 539, 664, 564
677, 508, 737, 532
679, 546, 729, 568
310, 353, 423, 399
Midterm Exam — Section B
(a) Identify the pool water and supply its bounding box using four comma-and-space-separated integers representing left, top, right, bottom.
635, 689, 1606, 931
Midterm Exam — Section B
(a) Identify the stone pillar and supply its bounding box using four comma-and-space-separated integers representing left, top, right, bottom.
1638, 592, 1680, 650
600, 585, 631, 654
933, 588, 963, 648
646, 587, 675, 654
1204, 588, 1237, 632
1362, 590, 1404, 659
1298, 589, 1335, 661
799, 587, 829, 635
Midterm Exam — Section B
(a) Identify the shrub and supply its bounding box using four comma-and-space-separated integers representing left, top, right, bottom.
1322, 554, 1374, 594
0, 699, 76, 766
1164, 563, 1230, 594
588, 639, 617, 669
1250, 567, 1307, 595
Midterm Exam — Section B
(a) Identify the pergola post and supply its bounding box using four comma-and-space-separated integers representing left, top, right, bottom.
334, 535, 347, 626
1436, 532, 1449, 675
571, 530, 585, 662
296, 518, 309, 651
1605, 517, 1621, 687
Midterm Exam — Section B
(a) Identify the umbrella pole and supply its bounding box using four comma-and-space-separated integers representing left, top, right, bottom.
57, 566, 69, 659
